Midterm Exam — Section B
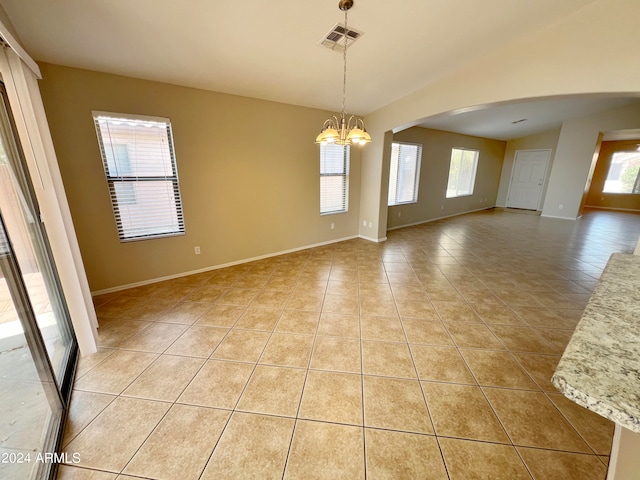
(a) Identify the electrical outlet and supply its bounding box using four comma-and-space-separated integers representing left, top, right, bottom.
194, 246, 201, 255
559, 204, 564, 210
363, 220, 367, 227
398, 211, 401, 217
368, 222, 372, 228
330, 223, 335, 230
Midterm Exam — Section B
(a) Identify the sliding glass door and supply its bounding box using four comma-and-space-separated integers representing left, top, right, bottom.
0, 82, 77, 479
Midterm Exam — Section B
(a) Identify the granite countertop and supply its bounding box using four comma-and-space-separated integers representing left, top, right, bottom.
552, 253, 640, 433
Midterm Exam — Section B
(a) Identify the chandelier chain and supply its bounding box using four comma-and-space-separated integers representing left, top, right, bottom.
342, 7, 348, 119
314, 0, 371, 146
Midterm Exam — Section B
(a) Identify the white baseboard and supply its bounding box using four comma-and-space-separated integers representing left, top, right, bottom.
584, 205, 640, 213
540, 214, 577, 220
358, 234, 387, 243
92, 234, 359, 296
386, 206, 495, 231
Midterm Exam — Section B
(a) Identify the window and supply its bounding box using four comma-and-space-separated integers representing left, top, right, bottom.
93, 111, 185, 241
446, 148, 479, 198
603, 151, 640, 194
388, 142, 422, 205
320, 144, 350, 214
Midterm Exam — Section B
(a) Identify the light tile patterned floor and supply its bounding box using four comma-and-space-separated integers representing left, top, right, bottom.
58, 208, 640, 479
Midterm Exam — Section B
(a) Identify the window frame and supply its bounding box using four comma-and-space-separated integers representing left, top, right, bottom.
388, 141, 422, 206
446, 147, 479, 198
602, 150, 640, 195
320, 143, 350, 215
92, 111, 186, 242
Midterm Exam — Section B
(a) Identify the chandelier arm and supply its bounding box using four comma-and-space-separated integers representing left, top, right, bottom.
322, 118, 335, 130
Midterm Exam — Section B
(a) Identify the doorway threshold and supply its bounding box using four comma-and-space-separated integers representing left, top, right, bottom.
495, 207, 541, 216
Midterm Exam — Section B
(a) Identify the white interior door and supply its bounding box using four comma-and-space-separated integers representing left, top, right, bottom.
507, 150, 550, 210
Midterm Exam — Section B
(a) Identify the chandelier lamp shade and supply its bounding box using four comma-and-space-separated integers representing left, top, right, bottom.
315, 115, 371, 146
315, 0, 372, 146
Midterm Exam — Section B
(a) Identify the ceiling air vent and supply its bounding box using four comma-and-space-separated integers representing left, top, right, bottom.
319, 23, 363, 52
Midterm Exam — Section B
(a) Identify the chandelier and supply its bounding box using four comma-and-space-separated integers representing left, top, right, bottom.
315, 0, 372, 146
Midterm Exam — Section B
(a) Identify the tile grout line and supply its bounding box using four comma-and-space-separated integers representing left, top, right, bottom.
390, 248, 451, 480
423, 239, 537, 479
195, 258, 303, 480
357, 259, 368, 480
277, 253, 324, 480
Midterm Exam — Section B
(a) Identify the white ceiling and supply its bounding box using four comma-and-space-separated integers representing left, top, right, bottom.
1, 0, 638, 140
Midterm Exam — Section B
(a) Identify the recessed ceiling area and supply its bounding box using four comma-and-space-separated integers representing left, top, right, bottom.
412, 95, 640, 141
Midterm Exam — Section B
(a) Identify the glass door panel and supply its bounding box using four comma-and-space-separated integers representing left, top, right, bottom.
0, 216, 62, 480
0, 85, 74, 385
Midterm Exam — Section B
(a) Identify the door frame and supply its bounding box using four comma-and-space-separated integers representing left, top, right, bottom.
506, 149, 551, 211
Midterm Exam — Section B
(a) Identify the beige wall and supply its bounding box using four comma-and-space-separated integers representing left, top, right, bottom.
585, 140, 640, 211
496, 128, 561, 208
541, 102, 640, 219
360, 0, 640, 238
38, 63, 361, 292
387, 128, 505, 229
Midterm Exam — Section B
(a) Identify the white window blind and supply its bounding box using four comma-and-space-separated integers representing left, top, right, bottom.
446, 148, 479, 198
388, 142, 422, 206
320, 144, 350, 215
93, 112, 185, 241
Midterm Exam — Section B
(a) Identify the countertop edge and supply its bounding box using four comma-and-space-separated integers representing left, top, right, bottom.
552, 253, 640, 434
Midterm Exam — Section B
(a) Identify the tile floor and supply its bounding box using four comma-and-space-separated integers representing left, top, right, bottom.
57, 208, 640, 479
